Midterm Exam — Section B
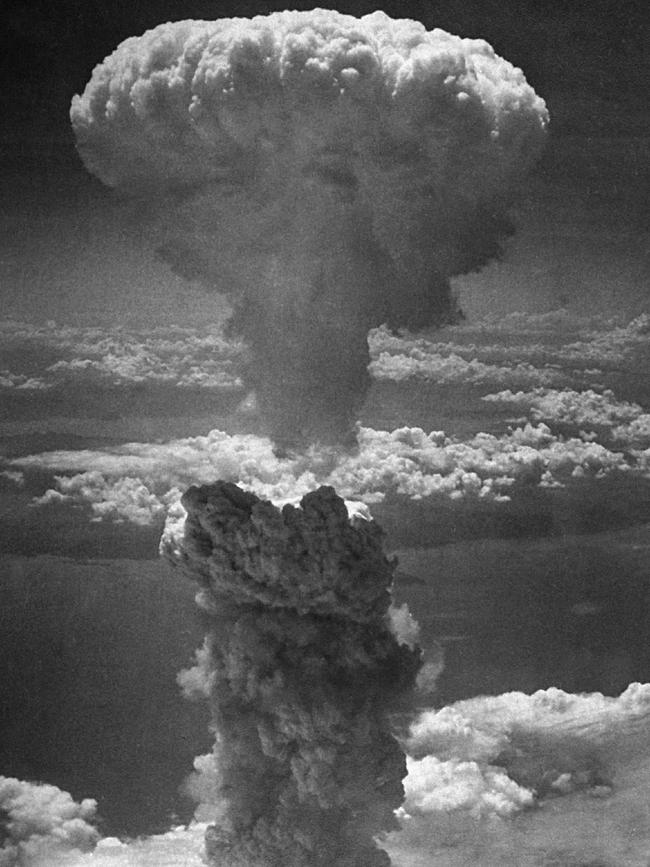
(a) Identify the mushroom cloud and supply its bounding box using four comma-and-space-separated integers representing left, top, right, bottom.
71, 8, 548, 447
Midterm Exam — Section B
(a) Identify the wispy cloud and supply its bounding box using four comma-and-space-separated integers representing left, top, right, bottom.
0, 321, 244, 391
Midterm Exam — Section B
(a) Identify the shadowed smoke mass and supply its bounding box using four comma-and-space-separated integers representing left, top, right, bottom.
162, 482, 421, 866
70, 9, 547, 447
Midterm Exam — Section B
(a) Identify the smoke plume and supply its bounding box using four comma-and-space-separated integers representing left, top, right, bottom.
71, 9, 547, 447
162, 481, 421, 866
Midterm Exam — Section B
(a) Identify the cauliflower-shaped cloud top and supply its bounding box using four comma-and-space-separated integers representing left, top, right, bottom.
71, 10, 546, 210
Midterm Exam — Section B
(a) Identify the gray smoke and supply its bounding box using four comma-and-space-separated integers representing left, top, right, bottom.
162, 482, 421, 866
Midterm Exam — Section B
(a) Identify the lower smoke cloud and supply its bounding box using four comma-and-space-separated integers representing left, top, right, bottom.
163, 482, 421, 866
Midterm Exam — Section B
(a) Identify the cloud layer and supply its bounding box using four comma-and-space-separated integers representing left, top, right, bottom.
14, 419, 647, 527
385, 683, 650, 866
3, 310, 645, 540
3, 308, 648, 862
6, 682, 650, 865
0, 320, 243, 392
369, 312, 650, 388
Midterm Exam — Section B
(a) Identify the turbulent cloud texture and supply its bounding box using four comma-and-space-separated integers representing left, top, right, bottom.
0, 320, 243, 391
4, 311, 648, 861
6, 682, 650, 866
368, 327, 567, 389
71, 8, 547, 445
5, 310, 646, 532
0, 777, 98, 866
16, 420, 646, 526
369, 312, 650, 387
162, 482, 421, 866
385, 683, 650, 866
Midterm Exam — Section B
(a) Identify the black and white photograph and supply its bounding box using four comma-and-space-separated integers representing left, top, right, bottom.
0, 1, 648, 864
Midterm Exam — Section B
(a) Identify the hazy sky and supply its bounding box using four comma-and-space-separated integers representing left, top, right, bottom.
1, 0, 647, 325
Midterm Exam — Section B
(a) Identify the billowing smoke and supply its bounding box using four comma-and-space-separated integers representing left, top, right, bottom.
162, 482, 421, 866
70, 9, 547, 447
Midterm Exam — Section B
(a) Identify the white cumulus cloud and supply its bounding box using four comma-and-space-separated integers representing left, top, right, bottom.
0, 777, 98, 866
13, 419, 647, 526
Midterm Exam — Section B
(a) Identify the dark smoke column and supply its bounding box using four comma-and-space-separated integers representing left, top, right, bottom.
70, 9, 548, 448
163, 482, 421, 866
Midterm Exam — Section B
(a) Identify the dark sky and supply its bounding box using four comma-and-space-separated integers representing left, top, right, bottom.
1, 0, 648, 323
